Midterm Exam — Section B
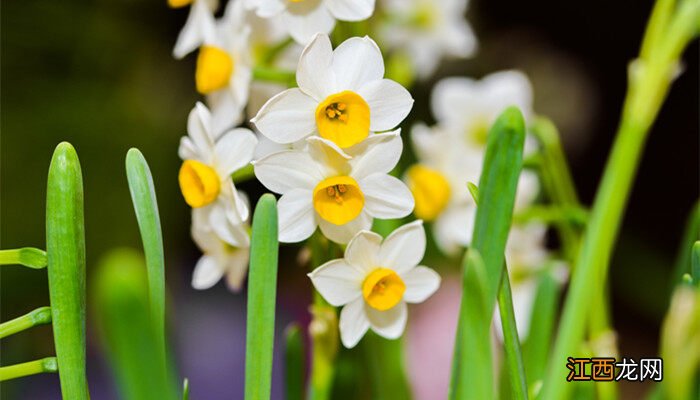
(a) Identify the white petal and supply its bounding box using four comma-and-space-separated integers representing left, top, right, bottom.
295, 32, 335, 98
278, 189, 317, 243
219, 180, 250, 223
209, 204, 250, 248
365, 301, 407, 339
255, 0, 286, 17
360, 174, 414, 220
401, 266, 440, 303
344, 230, 382, 272
208, 90, 245, 138
348, 131, 402, 179
224, 249, 251, 292
318, 212, 372, 244
251, 88, 318, 144
187, 102, 215, 157
192, 255, 224, 290
308, 259, 364, 306
325, 0, 374, 21
173, 0, 217, 59
178, 136, 198, 161
254, 150, 323, 193
433, 204, 475, 256
339, 297, 370, 348
357, 79, 413, 131
213, 128, 258, 177
377, 220, 425, 273
306, 136, 352, 176
442, 19, 477, 58
430, 77, 480, 127
331, 36, 383, 90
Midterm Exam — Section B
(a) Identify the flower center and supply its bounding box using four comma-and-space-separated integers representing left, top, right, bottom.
196, 46, 234, 95
406, 164, 451, 221
315, 91, 370, 148
362, 268, 406, 311
178, 160, 221, 208
312, 176, 364, 225
168, 0, 193, 8
467, 117, 490, 146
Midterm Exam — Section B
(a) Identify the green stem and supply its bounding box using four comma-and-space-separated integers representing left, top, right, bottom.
285, 324, 306, 400
261, 38, 294, 66
0, 248, 47, 269
497, 269, 528, 400
252, 66, 296, 86
0, 307, 52, 339
46, 142, 89, 399
0, 357, 58, 381
540, 2, 700, 399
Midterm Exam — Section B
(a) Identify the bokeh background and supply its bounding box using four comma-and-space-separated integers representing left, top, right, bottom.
1, 0, 697, 398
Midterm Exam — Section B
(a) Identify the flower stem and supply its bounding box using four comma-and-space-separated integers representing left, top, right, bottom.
252, 66, 296, 86
0, 357, 58, 381
540, 2, 700, 399
0, 248, 47, 269
0, 306, 52, 339
497, 269, 528, 400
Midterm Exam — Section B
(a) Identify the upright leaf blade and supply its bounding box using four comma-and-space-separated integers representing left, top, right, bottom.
450, 107, 526, 400
125, 148, 166, 363
285, 324, 305, 400
93, 249, 178, 400
245, 194, 279, 400
46, 142, 89, 399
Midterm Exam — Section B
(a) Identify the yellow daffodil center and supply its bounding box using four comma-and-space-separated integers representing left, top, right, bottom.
315, 91, 370, 148
467, 117, 490, 146
178, 160, 221, 208
362, 268, 406, 311
312, 176, 364, 225
168, 0, 193, 8
196, 46, 234, 95
406, 164, 451, 221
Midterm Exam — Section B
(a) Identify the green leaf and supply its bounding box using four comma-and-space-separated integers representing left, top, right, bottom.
125, 148, 167, 365
450, 107, 526, 400
285, 324, 306, 400
362, 333, 413, 400
692, 241, 700, 288
671, 202, 700, 287
46, 142, 89, 399
245, 194, 279, 400
183, 378, 190, 400
0, 248, 47, 269
0, 306, 52, 339
467, 182, 479, 204
497, 270, 529, 400
93, 248, 178, 400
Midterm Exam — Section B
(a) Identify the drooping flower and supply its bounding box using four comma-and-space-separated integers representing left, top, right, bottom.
190, 206, 251, 291
171, 0, 219, 59
308, 221, 440, 348
252, 34, 413, 149
379, 0, 477, 79
191, 5, 253, 136
253, 131, 414, 244
406, 122, 540, 255
248, 0, 375, 44
178, 103, 258, 227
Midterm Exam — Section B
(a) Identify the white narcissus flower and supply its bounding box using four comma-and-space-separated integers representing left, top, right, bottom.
178, 103, 258, 228
253, 131, 414, 244
191, 206, 251, 291
248, 0, 375, 44
309, 221, 440, 348
379, 0, 477, 79
170, 0, 219, 59
191, 5, 253, 136
252, 34, 413, 149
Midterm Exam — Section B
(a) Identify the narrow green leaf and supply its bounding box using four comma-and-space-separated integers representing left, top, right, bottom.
670, 202, 699, 287
0, 357, 58, 381
450, 107, 526, 400
692, 241, 700, 288
93, 248, 178, 400
125, 148, 167, 364
450, 249, 491, 399
285, 323, 306, 400
0, 248, 47, 269
183, 378, 190, 400
467, 182, 479, 204
46, 142, 89, 399
362, 333, 413, 400
245, 194, 279, 400
497, 270, 529, 400
0, 306, 52, 339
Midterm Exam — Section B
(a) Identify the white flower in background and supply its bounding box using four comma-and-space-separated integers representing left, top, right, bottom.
406, 123, 540, 255
252, 34, 413, 149
170, 0, 219, 59
178, 103, 258, 227
248, 0, 375, 44
431, 71, 534, 150
309, 221, 440, 348
191, 6, 253, 136
191, 207, 251, 291
379, 0, 477, 79
254, 131, 414, 244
